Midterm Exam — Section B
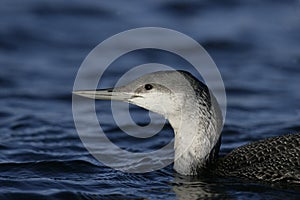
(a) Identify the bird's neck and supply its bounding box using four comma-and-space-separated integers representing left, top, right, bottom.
168, 98, 222, 175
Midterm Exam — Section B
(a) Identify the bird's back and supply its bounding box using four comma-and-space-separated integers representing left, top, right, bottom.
214, 133, 300, 183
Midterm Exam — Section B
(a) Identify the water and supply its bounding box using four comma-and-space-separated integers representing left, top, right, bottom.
1, 0, 300, 199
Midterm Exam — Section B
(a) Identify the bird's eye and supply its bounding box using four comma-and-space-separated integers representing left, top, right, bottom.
144, 84, 153, 90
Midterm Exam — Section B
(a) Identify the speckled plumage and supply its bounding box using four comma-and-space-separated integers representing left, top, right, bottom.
178, 71, 300, 183
74, 70, 300, 183
213, 133, 300, 183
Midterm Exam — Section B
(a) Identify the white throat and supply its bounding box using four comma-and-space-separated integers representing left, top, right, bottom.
168, 95, 222, 175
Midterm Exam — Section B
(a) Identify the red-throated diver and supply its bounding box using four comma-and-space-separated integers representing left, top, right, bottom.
73, 70, 300, 183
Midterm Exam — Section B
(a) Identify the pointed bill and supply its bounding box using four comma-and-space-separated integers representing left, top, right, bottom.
73, 89, 139, 102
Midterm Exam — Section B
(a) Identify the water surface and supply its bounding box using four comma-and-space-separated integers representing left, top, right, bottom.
1, 0, 300, 199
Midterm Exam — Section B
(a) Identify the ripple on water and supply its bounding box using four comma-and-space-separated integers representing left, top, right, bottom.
1, 0, 300, 199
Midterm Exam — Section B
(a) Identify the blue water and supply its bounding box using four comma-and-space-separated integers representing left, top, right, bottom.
1, 0, 300, 199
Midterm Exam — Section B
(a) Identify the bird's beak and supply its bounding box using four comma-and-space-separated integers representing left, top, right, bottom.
73, 88, 139, 102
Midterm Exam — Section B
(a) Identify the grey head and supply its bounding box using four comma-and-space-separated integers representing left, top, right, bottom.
73, 70, 223, 175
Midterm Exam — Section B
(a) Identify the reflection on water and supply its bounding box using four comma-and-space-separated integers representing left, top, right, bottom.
173, 174, 223, 199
